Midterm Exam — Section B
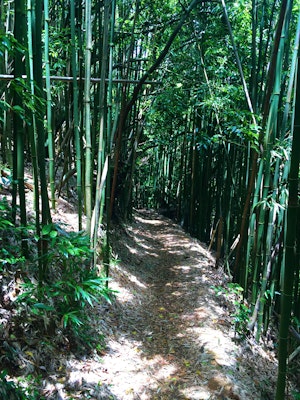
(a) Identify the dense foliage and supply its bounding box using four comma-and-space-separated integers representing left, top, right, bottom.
0, 0, 300, 398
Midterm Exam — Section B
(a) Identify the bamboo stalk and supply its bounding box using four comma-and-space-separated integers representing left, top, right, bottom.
275, 42, 300, 400
104, 0, 116, 283
70, 0, 82, 231
92, 0, 111, 256
44, 0, 55, 210
13, 0, 27, 255
84, 0, 92, 236
26, 0, 41, 240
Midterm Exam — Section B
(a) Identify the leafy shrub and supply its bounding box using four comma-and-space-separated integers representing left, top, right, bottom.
0, 197, 114, 351
212, 283, 251, 339
0, 197, 26, 270
0, 370, 41, 400
17, 224, 115, 339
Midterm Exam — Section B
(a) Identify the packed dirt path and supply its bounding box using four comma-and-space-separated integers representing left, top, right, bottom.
85, 209, 278, 400
1, 180, 294, 399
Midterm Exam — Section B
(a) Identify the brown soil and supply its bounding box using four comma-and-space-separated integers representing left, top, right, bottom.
84, 209, 282, 400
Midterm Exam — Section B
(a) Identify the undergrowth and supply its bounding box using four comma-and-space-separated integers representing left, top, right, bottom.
0, 195, 114, 397
0, 370, 43, 400
212, 282, 251, 340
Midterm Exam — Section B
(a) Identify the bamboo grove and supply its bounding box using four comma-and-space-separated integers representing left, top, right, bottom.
0, 0, 300, 397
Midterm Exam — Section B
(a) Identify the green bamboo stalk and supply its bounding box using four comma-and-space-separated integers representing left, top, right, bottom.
92, 0, 110, 254
33, 0, 51, 226
294, 207, 300, 319
70, 0, 83, 230
250, 0, 257, 111
32, 0, 51, 281
220, 0, 257, 126
253, 0, 291, 340
104, 0, 115, 281
256, 0, 274, 109
176, 123, 187, 222
26, 0, 40, 238
234, 0, 288, 282
281, 10, 300, 137
44, 0, 55, 210
84, 0, 92, 236
261, 0, 288, 121
2, 2, 13, 166
13, 0, 27, 255
240, 3, 286, 314
223, 146, 235, 275
189, 127, 196, 232
275, 48, 300, 400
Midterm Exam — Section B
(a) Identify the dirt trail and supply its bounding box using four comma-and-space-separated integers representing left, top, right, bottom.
0, 182, 292, 399
79, 209, 278, 400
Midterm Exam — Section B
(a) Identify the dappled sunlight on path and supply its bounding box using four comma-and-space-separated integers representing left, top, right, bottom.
91, 209, 278, 400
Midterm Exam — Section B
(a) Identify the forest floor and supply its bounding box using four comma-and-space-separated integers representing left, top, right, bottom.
92, 209, 283, 400
1, 188, 299, 399
50, 207, 295, 400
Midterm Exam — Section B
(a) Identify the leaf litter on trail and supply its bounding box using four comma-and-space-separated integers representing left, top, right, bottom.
98, 209, 295, 400
2, 207, 298, 399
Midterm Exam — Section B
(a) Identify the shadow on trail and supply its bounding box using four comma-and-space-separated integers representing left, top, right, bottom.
109, 209, 227, 399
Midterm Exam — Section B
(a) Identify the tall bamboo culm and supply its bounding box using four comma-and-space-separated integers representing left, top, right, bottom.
32, 0, 51, 281
13, 0, 27, 256
44, 0, 55, 210
70, 0, 83, 231
84, 0, 93, 236
275, 45, 300, 400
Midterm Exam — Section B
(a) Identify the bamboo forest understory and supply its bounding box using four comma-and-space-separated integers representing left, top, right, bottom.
1, 0, 300, 398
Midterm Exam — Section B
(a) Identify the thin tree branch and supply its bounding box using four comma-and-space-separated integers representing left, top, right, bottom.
124, 0, 200, 118
0, 74, 161, 85
220, 0, 257, 126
